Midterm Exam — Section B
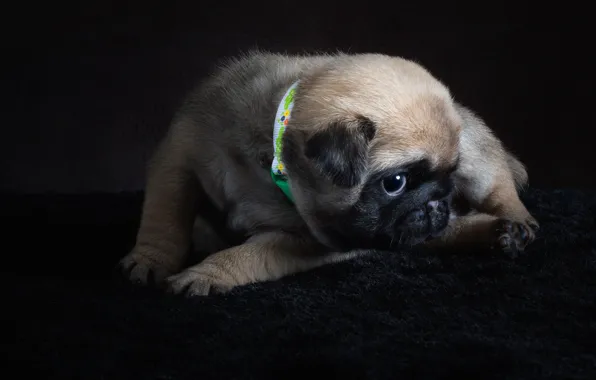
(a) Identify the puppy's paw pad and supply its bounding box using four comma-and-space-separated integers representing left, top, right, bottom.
117, 251, 174, 287
166, 269, 233, 297
495, 219, 533, 258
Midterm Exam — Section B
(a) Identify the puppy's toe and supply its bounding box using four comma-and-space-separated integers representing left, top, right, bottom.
166, 269, 234, 297
495, 219, 534, 259
117, 251, 174, 287
527, 217, 540, 232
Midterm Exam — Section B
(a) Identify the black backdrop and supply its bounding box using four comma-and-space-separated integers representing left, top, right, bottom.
4, 5, 596, 379
2, 2, 594, 192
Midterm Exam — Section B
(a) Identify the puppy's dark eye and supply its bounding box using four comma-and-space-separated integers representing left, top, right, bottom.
382, 173, 407, 195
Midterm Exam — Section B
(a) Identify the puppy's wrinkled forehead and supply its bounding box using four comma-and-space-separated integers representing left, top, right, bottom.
293, 54, 462, 171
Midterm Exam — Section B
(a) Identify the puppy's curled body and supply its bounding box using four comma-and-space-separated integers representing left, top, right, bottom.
119, 51, 539, 296
175, 53, 332, 234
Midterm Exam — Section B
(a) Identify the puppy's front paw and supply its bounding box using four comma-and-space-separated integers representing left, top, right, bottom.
118, 247, 177, 286
166, 265, 235, 297
494, 218, 537, 258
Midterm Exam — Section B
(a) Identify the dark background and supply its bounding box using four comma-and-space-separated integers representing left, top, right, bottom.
4, 5, 596, 379
1, 2, 593, 193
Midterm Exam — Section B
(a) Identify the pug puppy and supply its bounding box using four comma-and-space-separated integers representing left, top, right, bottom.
118, 51, 539, 296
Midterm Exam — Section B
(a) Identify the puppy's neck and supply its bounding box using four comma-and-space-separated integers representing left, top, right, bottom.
271, 80, 300, 203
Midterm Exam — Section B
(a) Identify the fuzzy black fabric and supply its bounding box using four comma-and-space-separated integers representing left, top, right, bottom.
5, 188, 596, 379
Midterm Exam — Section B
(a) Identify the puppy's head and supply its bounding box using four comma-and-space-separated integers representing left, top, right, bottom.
282, 54, 462, 251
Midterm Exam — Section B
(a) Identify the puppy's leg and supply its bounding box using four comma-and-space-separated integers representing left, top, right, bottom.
479, 169, 538, 224
461, 154, 539, 253
428, 212, 533, 258
119, 140, 198, 285
452, 104, 539, 255
166, 231, 360, 296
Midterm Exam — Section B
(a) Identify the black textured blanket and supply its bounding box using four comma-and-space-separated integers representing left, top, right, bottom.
6, 188, 596, 379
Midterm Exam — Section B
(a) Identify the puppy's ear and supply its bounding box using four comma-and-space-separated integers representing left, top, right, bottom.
304, 116, 376, 188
